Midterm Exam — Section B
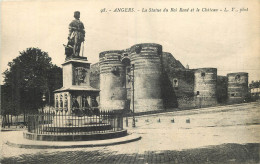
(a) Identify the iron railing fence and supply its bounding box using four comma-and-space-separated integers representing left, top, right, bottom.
27, 107, 124, 135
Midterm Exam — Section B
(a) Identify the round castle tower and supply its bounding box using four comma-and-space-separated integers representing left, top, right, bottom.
129, 43, 163, 112
99, 50, 127, 111
194, 68, 217, 107
99, 43, 164, 113
227, 72, 248, 104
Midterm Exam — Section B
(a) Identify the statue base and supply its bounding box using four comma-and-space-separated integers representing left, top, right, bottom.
52, 115, 101, 126
65, 56, 88, 61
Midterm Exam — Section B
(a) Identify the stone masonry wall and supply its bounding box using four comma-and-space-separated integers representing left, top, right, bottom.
89, 43, 248, 113
90, 62, 100, 89
161, 52, 195, 109
217, 75, 228, 103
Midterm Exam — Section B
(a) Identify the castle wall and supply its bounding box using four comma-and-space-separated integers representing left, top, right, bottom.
217, 75, 228, 103
160, 52, 195, 109
161, 69, 195, 109
173, 70, 195, 109
128, 43, 164, 112
99, 51, 127, 111
161, 52, 185, 71
227, 72, 248, 104
194, 68, 217, 108
90, 62, 100, 89
91, 43, 250, 113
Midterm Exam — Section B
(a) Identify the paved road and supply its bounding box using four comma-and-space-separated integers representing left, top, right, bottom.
1, 143, 259, 163
1, 102, 260, 163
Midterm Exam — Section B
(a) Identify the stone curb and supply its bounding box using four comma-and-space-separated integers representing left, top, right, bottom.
5, 133, 141, 149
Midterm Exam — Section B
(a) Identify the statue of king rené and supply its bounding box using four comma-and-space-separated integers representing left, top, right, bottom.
65, 11, 85, 58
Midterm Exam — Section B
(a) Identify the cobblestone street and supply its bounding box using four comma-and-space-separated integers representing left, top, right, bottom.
1, 102, 260, 163
1, 143, 259, 164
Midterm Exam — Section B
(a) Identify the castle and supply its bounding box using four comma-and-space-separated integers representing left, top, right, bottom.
90, 43, 249, 113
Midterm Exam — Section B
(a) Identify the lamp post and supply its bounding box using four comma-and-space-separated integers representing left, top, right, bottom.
126, 64, 135, 127
132, 64, 135, 127
42, 93, 46, 112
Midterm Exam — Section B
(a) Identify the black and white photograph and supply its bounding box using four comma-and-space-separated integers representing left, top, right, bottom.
1, 0, 259, 163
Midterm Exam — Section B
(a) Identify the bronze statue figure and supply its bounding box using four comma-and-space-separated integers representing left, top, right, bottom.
65, 11, 85, 58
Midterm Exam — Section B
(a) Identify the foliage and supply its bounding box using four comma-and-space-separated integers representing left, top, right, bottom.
1, 48, 62, 115
249, 81, 260, 89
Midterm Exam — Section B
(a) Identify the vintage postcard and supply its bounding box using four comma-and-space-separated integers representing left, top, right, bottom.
1, 0, 259, 163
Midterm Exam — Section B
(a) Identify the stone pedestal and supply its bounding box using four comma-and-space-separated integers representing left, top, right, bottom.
54, 57, 100, 114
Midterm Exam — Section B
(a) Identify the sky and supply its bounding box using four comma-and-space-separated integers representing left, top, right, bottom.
1, 0, 259, 84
